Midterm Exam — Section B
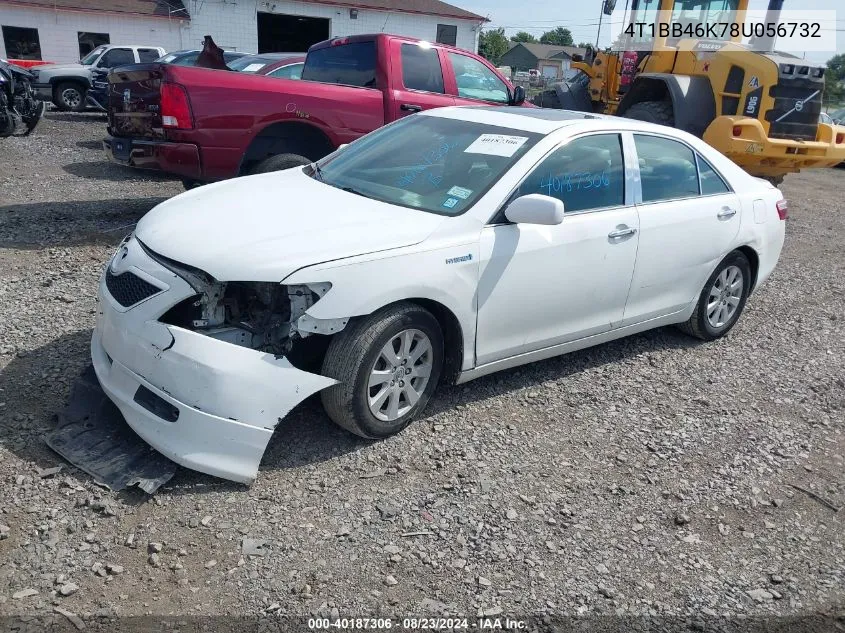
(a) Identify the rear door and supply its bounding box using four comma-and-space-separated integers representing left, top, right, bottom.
443, 51, 512, 107
622, 133, 741, 325
386, 39, 455, 121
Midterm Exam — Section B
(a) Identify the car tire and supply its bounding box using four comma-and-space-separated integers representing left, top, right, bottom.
678, 251, 752, 341
53, 82, 87, 112
320, 302, 444, 439
251, 153, 310, 174
623, 100, 675, 127
182, 179, 203, 190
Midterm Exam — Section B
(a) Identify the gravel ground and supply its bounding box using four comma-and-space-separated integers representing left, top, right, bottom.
0, 111, 842, 630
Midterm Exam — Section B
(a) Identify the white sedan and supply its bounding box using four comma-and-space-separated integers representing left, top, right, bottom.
93, 107, 786, 484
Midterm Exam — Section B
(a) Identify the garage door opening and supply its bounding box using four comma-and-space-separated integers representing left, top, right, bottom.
257, 12, 330, 53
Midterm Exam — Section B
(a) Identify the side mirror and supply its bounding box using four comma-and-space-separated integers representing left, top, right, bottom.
505, 194, 564, 225
602, 0, 617, 15
511, 85, 526, 106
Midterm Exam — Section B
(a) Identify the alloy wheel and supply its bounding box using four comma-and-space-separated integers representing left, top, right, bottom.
367, 328, 433, 422
707, 265, 744, 329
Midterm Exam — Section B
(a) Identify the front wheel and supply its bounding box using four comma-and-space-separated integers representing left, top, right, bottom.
54, 82, 86, 112
678, 251, 751, 341
623, 100, 675, 127
320, 303, 444, 439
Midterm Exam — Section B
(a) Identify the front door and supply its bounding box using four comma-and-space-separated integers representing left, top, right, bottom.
475, 133, 640, 365
622, 134, 742, 325
388, 40, 455, 121
445, 51, 512, 107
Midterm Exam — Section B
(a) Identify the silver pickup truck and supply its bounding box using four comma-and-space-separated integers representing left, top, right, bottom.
29, 44, 165, 111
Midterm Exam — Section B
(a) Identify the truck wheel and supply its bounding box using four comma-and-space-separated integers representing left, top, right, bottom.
320, 302, 444, 439
251, 153, 310, 174
54, 82, 87, 112
623, 100, 674, 127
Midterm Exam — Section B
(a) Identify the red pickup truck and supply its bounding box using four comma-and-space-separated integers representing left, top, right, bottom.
104, 34, 528, 188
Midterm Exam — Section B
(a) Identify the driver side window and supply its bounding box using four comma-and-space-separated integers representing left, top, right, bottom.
98, 48, 134, 68
514, 134, 626, 213
447, 52, 509, 104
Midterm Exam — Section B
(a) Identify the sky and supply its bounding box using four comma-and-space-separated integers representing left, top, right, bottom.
458, 0, 844, 64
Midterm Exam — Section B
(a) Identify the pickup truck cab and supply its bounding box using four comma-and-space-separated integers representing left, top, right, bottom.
104, 34, 528, 187
31, 44, 166, 111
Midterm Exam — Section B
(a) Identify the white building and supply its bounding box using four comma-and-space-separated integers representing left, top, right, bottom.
0, 0, 487, 63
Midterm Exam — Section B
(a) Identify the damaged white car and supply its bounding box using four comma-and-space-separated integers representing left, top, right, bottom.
92, 107, 786, 484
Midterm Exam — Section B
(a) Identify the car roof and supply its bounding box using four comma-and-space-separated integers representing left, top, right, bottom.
421, 106, 685, 137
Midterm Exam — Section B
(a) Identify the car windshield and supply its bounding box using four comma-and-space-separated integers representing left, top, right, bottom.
310, 116, 541, 216
81, 46, 106, 65
228, 55, 285, 73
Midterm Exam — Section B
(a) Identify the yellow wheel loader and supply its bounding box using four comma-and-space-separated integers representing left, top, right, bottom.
535, 0, 845, 184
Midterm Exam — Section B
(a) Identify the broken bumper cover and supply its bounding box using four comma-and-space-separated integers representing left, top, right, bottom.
91, 241, 336, 484
103, 136, 202, 180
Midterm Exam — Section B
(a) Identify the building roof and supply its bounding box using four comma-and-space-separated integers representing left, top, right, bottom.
1, 0, 486, 22
301, 0, 486, 21
2, 0, 189, 19
507, 42, 586, 60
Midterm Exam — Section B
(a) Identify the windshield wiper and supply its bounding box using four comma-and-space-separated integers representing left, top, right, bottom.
340, 186, 371, 199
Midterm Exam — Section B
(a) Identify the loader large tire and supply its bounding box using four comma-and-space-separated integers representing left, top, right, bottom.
623, 100, 675, 128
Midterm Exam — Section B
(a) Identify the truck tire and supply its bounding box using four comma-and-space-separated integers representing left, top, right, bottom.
53, 81, 87, 112
623, 100, 675, 128
320, 302, 444, 439
251, 153, 310, 174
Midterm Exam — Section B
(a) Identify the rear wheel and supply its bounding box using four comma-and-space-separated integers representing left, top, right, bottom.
678, 251, 751, 341
251, 153, 310, 174
623, 100, 675, 127
54, 81, 86, 112
320, 303, 443, 439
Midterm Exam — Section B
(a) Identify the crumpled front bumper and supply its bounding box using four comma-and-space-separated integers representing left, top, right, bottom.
91, 237, 336, 484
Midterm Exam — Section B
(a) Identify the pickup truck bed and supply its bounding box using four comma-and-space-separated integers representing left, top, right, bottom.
105, 34, 528, 185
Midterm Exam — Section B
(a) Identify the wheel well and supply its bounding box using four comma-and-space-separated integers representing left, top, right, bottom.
51, 77, 89, 89
240, 121, 335, 175
735, 246, 760, 292
617, 77, 670, 116
407, 298, 464, 385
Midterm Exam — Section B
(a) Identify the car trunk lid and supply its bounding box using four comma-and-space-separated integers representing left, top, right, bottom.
108, 63, 165, 140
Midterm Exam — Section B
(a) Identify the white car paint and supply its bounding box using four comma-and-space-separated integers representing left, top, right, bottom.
93, 106, 786, 484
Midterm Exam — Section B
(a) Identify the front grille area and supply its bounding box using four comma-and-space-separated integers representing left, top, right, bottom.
105, 269, 161, 307
765, 78, 823, 141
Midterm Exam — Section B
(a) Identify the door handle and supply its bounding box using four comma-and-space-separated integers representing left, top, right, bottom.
400, 103, 422, 112
608, 226, 637, 239
717, 206, 737, 219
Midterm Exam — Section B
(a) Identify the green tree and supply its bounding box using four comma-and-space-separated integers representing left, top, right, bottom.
577, 42, 593, 49
512, 31, 538, 43
478, 27, 509, 66
539, 27, 574, 46
824, 53, 845, 104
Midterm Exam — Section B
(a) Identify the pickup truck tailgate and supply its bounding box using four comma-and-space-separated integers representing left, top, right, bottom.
108, 64, 165, 140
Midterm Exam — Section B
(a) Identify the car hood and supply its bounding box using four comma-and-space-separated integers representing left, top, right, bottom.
135, 168, 445, 282
34, 63, 86, 73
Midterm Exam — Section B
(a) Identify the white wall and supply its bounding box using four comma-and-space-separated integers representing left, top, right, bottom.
0, 1, 481, 63
185, 0, 480, 54
0, 5, 185, 62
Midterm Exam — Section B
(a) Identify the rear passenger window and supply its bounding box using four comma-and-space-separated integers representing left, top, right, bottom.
401, 43, 444, 93
301, 42, 377, 88
697, 154, 730, 195
634, 134, 699, 202
515, 134, 625, 213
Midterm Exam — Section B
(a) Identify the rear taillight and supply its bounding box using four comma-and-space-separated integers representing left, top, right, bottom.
836, 132, 845, 144
160, 82, 193, 129
776, 198, 788, 220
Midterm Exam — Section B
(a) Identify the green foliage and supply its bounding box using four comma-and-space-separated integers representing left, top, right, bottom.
512, 32, 538, 43
824, 53, 845, 103
539, 27, 574, 46
577, 42, 593, 49
478, 28, 510, 66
